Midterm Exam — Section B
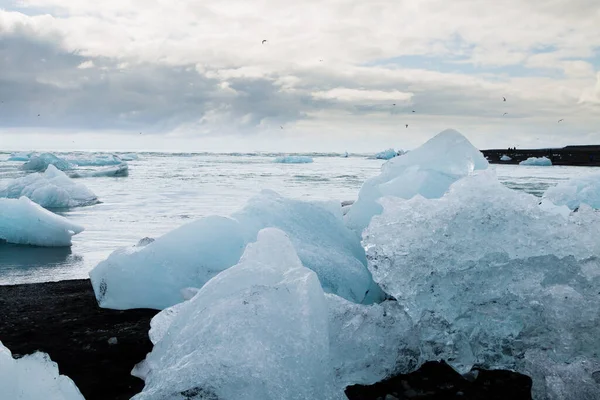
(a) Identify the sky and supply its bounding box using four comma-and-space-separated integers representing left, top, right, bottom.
0, 0, 599, 152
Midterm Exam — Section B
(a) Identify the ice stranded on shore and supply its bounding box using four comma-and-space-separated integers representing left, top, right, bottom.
345, 128, 488, 233
90, 190, 383, 310
0, 341, 84, 400
364, 170, 600, 398
132, 229, 341, 400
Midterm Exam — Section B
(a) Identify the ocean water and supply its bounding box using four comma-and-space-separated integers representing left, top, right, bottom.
0, 152, 596, 285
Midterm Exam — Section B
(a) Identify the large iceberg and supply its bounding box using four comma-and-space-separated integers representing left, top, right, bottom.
345, 129, 488, 232
519, 156, 552, 166
273, 155, 314, 164
0, 197, 84, 246
132, 229, 341, 400
67, 154, 124, 166
542, 172, 600, 210
0, 341, 84, 400
22, 153, 72, 171
0, 165, 98, 208
91, 190, 382, 310
363, 171, 600, 399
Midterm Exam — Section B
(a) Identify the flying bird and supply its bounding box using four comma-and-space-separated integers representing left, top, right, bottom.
503, 97, 506, 102
392, 103, 396, 106
558, 119, 564, 123
319, 59, 323, 62
37, 114, 40, 117
262, 40, 267, 44
412, 110, 415, 113
503, 112, 508, 116
405, 124, 409, 128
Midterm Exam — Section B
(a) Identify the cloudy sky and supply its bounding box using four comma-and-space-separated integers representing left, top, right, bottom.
0, 0, 599, 152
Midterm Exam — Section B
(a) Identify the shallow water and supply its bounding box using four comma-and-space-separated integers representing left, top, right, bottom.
0, 152, 596, 284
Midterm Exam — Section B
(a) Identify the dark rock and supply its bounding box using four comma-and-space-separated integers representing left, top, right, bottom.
0, 279, 157, 400
345, 360, 532, 400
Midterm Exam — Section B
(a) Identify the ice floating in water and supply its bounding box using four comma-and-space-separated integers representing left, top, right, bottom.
70, 163, 129, 178
345, 129, 488, 232
0, 165, 98, 208
91, 190, 382, 310
273, 155, 314, 164
374, 148, 399, 160
0, 341, 84, 400
118, 153, 139, 161
22, 153, 72, 171
132, 228, 341, 400
519, 156, 552, 166
7, 151, 35, 161
500, 154, 512, 161
363, 171, 600, 399
0, 197, 83, 247
67, 154, 124, 166
542, 172, 600, 210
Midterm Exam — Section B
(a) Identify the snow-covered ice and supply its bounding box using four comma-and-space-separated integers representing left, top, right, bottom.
0, 341, 84, 400
520, 156, 552, 166
363, 170, 600, 398
500, 154, 512, 161
70, 163, 129, 178
132, 229, 341, 400
374, 149, 399, 160
22, 153, 72, 171
345, 129, 488, 232
542, 172, 600, 210
0, 197, 84, 246
67, 154, 124, 166
0, 165, 98, 208
91, 190, 382, 310
273, 155, 314, 163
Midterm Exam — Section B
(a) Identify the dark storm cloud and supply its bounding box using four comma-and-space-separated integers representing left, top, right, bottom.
0, 30, 321, 134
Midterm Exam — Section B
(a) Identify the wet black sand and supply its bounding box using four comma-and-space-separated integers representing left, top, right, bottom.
0, 279, 157, 400
0, 279, 532, 400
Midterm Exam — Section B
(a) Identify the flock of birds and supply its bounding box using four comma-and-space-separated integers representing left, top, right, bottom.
261, 40, 567, 130
1, 42, 568, 133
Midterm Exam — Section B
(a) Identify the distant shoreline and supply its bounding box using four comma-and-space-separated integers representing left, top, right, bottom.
482, 145, 600, 166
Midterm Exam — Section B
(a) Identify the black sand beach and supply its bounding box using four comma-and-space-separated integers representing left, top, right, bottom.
0, 279, 533, 399
0, 279, 156, 400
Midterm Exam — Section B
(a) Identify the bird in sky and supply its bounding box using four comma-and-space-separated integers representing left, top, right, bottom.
405, 124, 409, 128
503, 97, 506, 102
558, 119, 564, 123
503, 112, 508, 116
412, 110, 415, 113
280, 126, 283, 129
392, 103, 396, 106
262, 40, 267, 44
